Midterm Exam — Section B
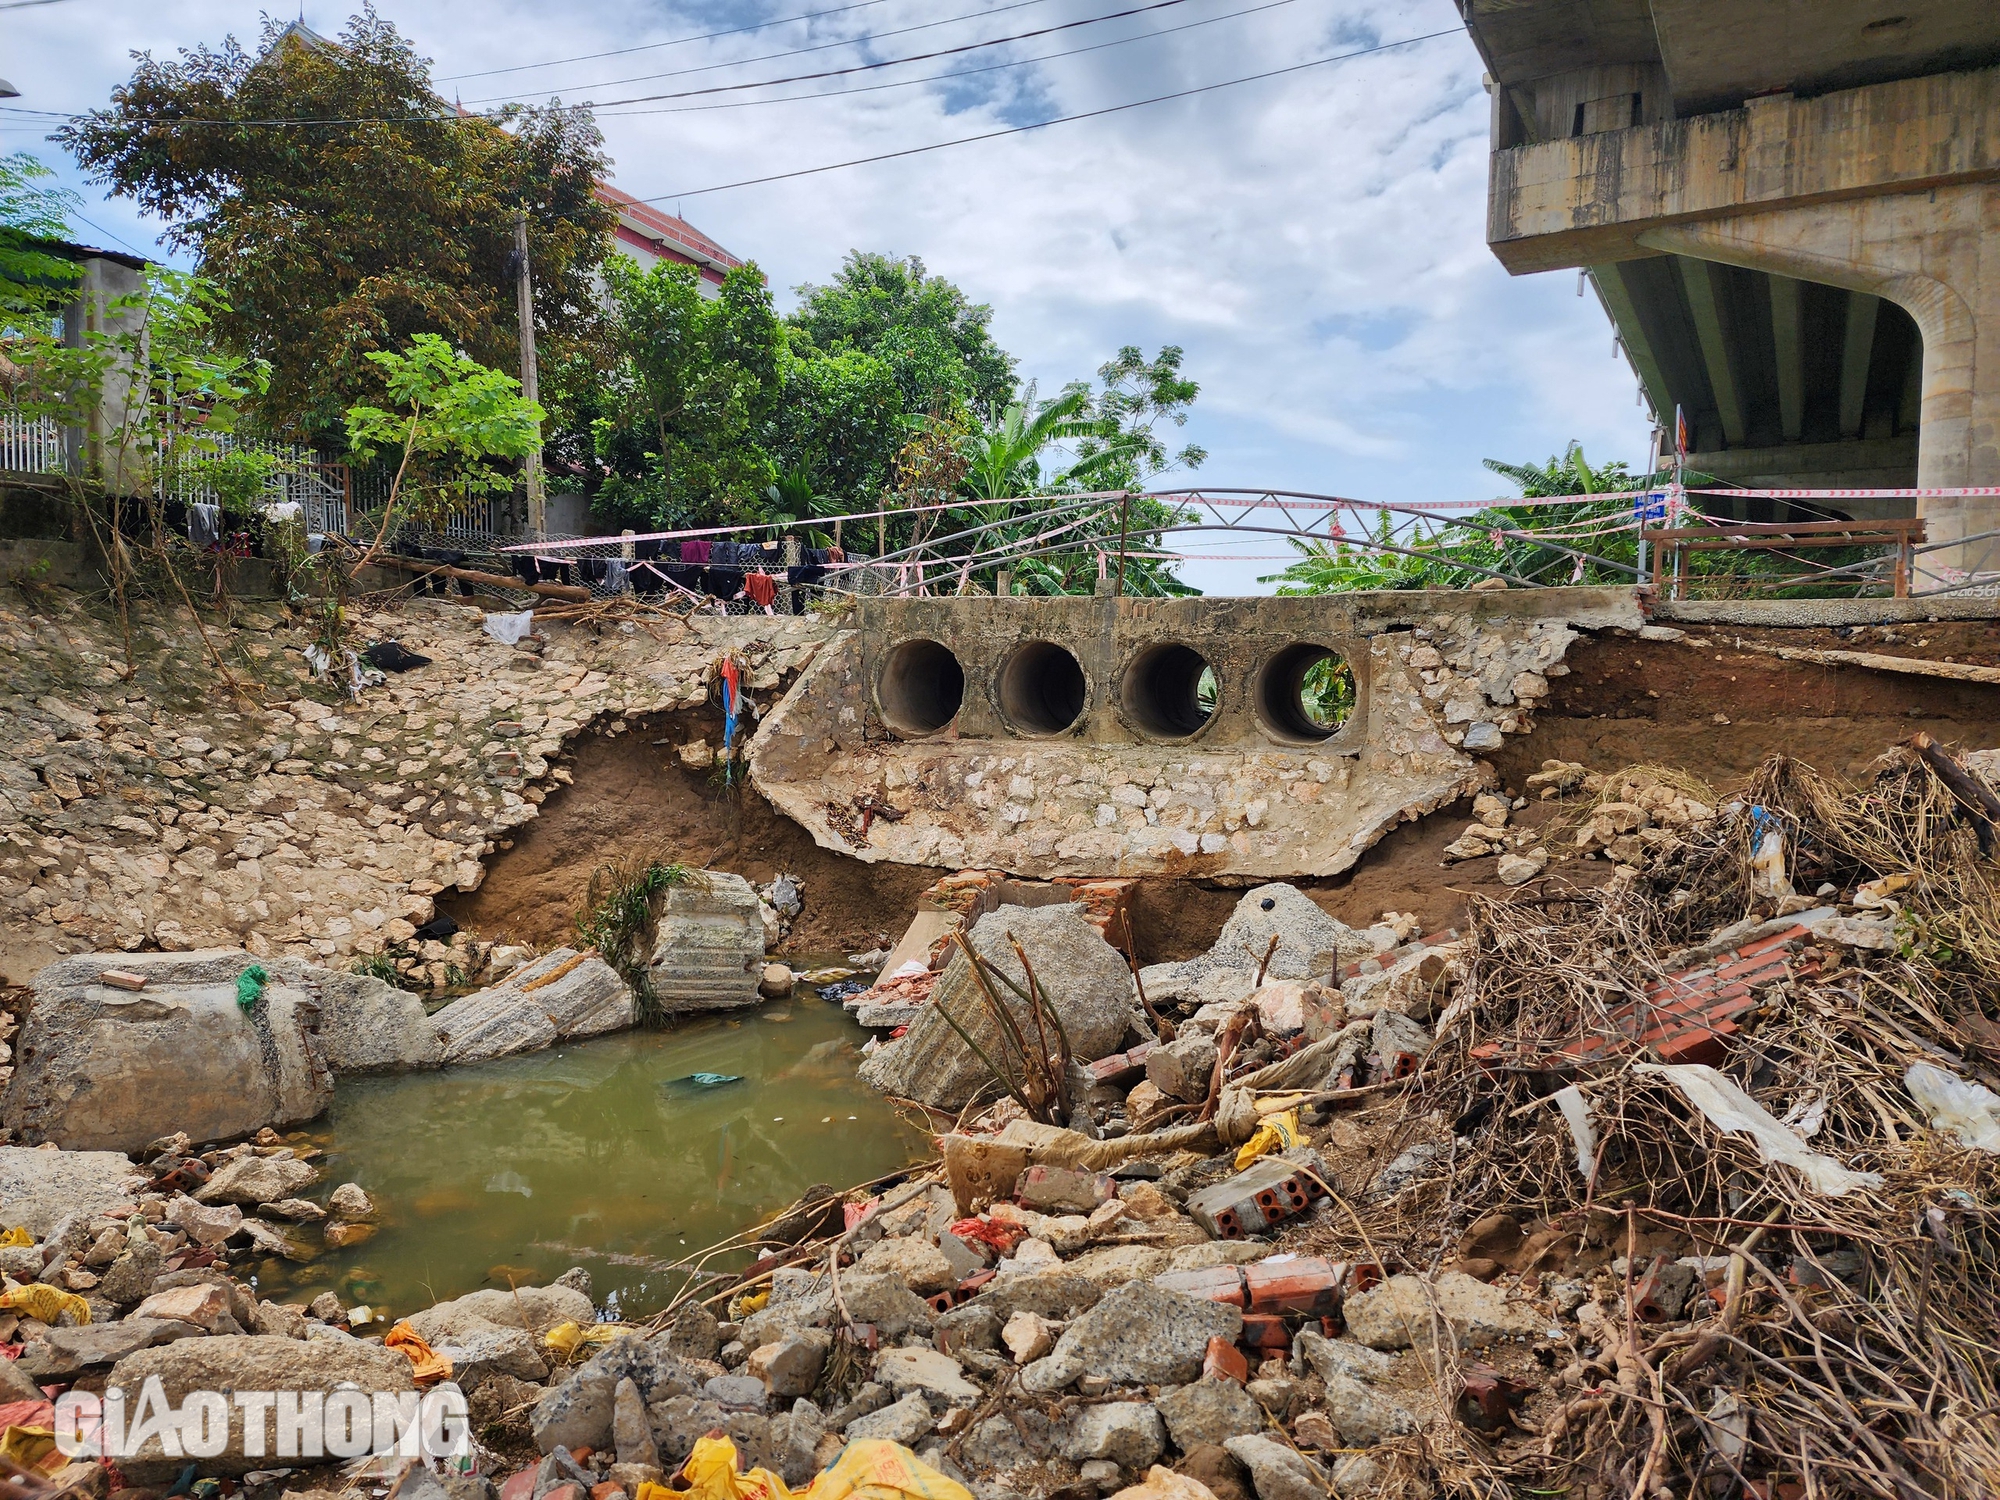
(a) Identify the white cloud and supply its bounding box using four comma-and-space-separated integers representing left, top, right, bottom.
5, 0, 1653, 593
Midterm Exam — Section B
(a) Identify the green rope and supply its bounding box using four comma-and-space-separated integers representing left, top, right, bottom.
236, 964, 268, 1012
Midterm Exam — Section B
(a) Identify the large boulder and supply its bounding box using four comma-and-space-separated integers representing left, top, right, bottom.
406, 1282, 593, 1342
1141, 887, 1372, 1006
0, 1144, 143, 1235
430, 949, 634, 1066
859, 904, 1136, 1110
106, 1333, 417, 1481
310, 969, 442, 1071
1023, 1281, 1241, 1392
405, 1282, 591, 1391
196, 1152, 319, 1205
531, 1335, 701, 1454
6, 950, 334, 1151
645, 873, 766, 1014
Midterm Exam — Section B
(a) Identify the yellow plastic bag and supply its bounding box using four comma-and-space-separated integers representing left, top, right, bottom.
542, 1320, 629, 1360
803, 1439, 976, 1500
666, 1435, 974, 1500
0, 1425, 60, 1476
0, 1229, 33, 1249
1232, 1109, 1300, 1170
728, 1289, 770, 1320
0, 1284, 89, 1326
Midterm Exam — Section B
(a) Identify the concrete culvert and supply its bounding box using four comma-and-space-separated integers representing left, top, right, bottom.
998, 640, 1088, 734
877, 638, 964, 736
1256, 643, 1354, 742
1121, 642, 1217, 739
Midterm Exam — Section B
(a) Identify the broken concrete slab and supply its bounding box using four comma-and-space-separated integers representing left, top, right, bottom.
859, 903, 1135, 1109
430, 948, 633, 1066
0, 1143, 144, 1235
646, 873, 766, 1013
5, 949, 334, 1151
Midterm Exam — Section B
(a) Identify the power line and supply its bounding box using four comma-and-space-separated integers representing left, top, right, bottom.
595, 0, 1301, 118
528, 0, 1204, 109
13, 0, 1219, 127
462, 0, 1070, 105
438, 0, 896, 82
639, 26, 1456, 198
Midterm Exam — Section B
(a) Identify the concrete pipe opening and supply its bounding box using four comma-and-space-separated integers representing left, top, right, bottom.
877, 638, 965, 736
1256, 644, 1355, 743
998, 640, 1088, 735
1121, 643, 1217, 739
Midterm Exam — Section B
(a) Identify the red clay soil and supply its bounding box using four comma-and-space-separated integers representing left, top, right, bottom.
443, 706, 947, 959
450, 627, 2000, 965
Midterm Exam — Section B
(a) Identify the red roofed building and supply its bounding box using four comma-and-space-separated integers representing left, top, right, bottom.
596, 183, 745, 296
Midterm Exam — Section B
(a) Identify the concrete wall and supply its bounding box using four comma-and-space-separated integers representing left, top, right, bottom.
746, 588, 1643, 880
1488, 67, 2000, 273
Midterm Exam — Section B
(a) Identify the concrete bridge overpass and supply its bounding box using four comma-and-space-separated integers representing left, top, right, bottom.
1462, 0, 2000, 570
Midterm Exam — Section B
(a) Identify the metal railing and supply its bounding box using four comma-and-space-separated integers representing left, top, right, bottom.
0, 413, 65, 476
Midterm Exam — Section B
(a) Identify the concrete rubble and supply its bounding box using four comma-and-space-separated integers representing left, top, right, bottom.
1, 584, 1998, 1500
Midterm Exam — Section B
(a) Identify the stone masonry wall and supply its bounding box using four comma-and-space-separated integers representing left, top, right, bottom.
0, 592, 831, 984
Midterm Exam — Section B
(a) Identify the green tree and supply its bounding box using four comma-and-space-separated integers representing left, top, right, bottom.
1263, 442, 1662, 594
764, 340, 904, 504
1065, 344, 1207, 490
59, 8, 614, 441
960, 387, 1102, 503
0, 153, 83, 329
789, 251, 1016, 419
588, 258, 783, 530
344, 332, 545, 559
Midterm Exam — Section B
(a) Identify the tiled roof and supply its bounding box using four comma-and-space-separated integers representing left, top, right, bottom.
595, 182, 743, 272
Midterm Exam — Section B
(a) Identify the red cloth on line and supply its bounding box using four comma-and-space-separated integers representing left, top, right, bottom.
744, 572, 778, 609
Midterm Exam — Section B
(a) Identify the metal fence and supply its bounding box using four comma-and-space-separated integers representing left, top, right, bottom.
0, 413, 65, 476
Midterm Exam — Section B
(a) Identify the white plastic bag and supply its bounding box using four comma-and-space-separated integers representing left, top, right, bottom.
1905, 1061, 2000, 1152
1636, 1063, 1883, 1196
1749, 829, 1795, 901
482, 610, 534, 645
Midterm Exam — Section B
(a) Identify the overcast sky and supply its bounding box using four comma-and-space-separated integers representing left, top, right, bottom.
4, 0, 1653, 592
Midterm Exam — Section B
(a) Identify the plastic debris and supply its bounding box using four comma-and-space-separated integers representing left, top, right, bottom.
659, 1433, 973, 1500
1904, 1061, 2000, 1152
1232, 1108, 1301, 1170
1552, 1084, 1598, 1180
236, 964, 268, 1012
0, 1283, 90, 1325
542, 1320, 630, 1360
482, 610, 535, 645
383, 1321, 452, 1384
1635, 1063, 1884, 1196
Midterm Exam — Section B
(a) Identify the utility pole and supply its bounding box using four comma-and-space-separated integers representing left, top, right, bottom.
513, 211, 544, 538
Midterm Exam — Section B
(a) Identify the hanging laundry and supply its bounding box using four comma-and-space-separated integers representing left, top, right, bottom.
580, 557, 609, 583
705, 565, 744, 600
679, 538, 712, 565
604, 558, 628, 592
512, 555, 539, 586
189, 503, 221, 550
635, 537, 664, 561
743, 572, 778, 610
630, 564, 668, 597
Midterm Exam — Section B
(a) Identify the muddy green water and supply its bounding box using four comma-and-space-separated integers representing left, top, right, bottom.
250, 996, 928, 1321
